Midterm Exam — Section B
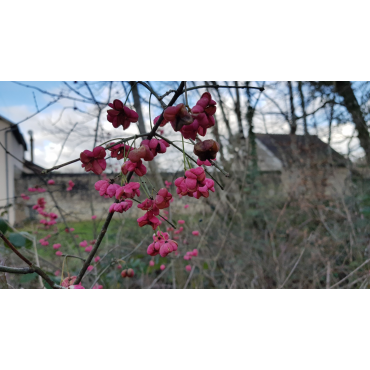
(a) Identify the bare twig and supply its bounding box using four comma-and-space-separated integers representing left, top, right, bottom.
0, 231, 61, 289
329, 259, 370, 289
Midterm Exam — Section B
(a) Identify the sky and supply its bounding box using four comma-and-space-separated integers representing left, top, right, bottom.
0, 81, 365, 174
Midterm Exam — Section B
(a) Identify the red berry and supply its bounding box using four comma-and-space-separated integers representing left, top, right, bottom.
127, 268, 134, 278
121, 269, 127, 278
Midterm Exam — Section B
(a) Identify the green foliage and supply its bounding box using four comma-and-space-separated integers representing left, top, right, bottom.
0, 218, 8, 234
19, 273, 37, 284
7, 232, 32, 249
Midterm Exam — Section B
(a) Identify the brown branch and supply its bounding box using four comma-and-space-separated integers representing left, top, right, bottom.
0, 232, 61, 289
0, 266, 35, 274
74, 82, 187, 286
41, 134, 148, 174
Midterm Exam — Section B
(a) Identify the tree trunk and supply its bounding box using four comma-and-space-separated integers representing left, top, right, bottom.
334, 81, 370, 165
297, 81, 308, 135
287, 81, 297, 134
129, 81, 164, 188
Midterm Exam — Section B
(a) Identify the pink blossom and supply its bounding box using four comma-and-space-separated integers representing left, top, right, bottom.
94, 256, 101, 263
66, 181, 75, 192
121, 159, 147, 177
93, 284, 103, 289
107, 99, 139, 130
187, 92, 217, 138
70, 228, 75, 232
184, 254, 191, 261
21, 193, 30, 200
115, 182, 141, 200
197, 158, 213, 166
192, 231, 200, 236
87, 265, 94, 272
160, 264, 165, 271
33, 197, 46, 211
141, 138, 170, 157
159, 239, 178, 258
79, 240, 88, 248
164, 103, 193, 131
193, 178, 215, 199
109, 199, 133, 213
53, 243, 61, 249
47, 179, 55, 185
95, 180, 120, 198
80, 146, 107, 175
138, 198, 157, 212
61, 276, 77, 287
178, 220, 185, 225
127, 144, 153, 162
117, 264, 122, 269
56, 251, 63, 256
149, 261, 155, 267
147, 231, 170, 256
137, 209, 160, 230
85, 246, 93, 252
108, 142, 133, 160
70, 284, 85, 289
54, 270, 60, 276
192, 249, 198, 257
153, 114, 169, 127
91, 215, 97, 220
185, 265, 192, 272
28, 187, 36, 192
165, 180, 172, 188
174, 167, 215, 199
184, 204, 189, 209
155, 188, 172, 209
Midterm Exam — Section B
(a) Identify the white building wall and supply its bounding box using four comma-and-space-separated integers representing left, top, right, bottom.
0, 119, 25, 225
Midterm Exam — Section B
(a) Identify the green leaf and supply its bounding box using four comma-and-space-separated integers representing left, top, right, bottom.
8, 233, 27, 248
19, 273, 37, 284
203, 262, 209, 270
0, 218, 8, 234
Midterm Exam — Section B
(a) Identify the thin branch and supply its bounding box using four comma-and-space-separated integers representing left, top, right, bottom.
0, 266, 35, 274
0, 231, 61, 289
155, 133, 225, 190
330, 259, 370, 289
280, 248, 306, 288
42, 134, 148, 174
74, 82, 187, 285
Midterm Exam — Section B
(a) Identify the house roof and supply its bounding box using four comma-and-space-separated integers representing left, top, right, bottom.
0, 114, 27, 151
23, 160, 45, 175
255, 134, 348, 168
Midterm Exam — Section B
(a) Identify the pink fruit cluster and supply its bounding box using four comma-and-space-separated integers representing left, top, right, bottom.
159, 92, 217, 140
121, 268, 134, 278
147, 231, 178, 257
61, 276, 85, 289
80, 146, 106, 175
28, 186, 46, 193
67, 180, 75, 191
175, 167, 215, 199
108, 142, 133, 160
184, 249, 198, 260
137, 188, 172, 230
107, 99, 139, 130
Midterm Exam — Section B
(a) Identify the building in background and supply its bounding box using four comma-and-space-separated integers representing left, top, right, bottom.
0, 115, 28, 224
